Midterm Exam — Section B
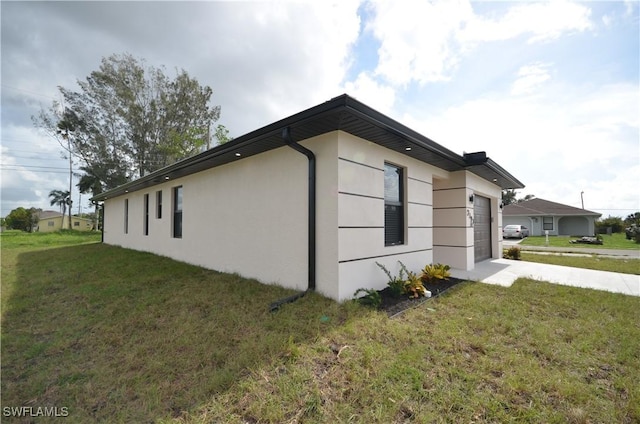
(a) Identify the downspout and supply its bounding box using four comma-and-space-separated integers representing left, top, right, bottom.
268, 127, 316, 311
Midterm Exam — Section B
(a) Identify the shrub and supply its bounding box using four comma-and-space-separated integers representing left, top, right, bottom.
376, 261, 407, 297
353, 288, 382, 309
503, 246, 521, 260
404, 271, 427, 299
420, 263, 451, 283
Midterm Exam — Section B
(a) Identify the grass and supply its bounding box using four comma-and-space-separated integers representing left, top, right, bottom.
2, 231, 640, 423
519, 232, 639, 250
520, 252, 640, 275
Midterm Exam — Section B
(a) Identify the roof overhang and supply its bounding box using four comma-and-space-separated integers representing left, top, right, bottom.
92, 94, 524, 201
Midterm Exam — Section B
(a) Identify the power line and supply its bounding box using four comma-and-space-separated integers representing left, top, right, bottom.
0, 163, 69, 170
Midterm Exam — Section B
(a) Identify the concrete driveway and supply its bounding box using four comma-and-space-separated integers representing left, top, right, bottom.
452, 258, 640, 297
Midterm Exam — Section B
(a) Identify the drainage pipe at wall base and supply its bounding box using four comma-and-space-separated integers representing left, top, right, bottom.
269, 127, 316, 312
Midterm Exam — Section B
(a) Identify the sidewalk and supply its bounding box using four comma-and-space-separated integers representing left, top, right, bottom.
451, 258, 640, 297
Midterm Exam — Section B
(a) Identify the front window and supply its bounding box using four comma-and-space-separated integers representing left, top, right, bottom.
543, 216, 553, 231
384, 163, 404, 246
173, 186, 183, 238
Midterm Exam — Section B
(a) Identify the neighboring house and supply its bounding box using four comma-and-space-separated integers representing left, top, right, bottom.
36, 210, 94, 232
92, 94, 524, 302
502, 198, 601, 236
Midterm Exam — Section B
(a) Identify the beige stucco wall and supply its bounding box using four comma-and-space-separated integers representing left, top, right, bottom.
336, 132, 444, 301
433, 170, 503, 269
102, 129, 505, 302
37, 216, 93, 232
103, 132, 340, 299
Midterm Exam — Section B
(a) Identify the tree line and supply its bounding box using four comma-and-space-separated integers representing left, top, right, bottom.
32, 53, 231, 205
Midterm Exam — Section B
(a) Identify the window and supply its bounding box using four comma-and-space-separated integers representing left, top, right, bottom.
143, 193, 149, 236
384, 163, 404, 246
173, 186, 183, 238
124, 199, 129, 234
543, 216, 553, 231
74, 221, 80, 227
156, 190, 162, 219
48, 221, 54, 227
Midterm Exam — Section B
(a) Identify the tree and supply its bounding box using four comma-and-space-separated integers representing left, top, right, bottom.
33, 53, 222, 191
214, 124, 233, 145
596, 216, 625, 233
517, 194, 536, 203
5, 207, 40, 232
49, 189, 71, 229
501, 189, 518, 206
76, 165, 106, 230
624, 212, 640, 227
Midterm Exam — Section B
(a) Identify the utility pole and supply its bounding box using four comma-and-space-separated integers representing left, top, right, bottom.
581, 191, 585, 209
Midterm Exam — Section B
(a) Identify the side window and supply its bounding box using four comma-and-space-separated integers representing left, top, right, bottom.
156, 190, 162, 219
384, 163, 404, 246
124, 199, 129, 234
173, 186, 183, 238
143, 193, 149, 236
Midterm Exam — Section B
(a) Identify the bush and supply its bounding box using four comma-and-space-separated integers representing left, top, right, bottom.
376, 261, 407, 297
353, 288, 382, 309
404, 272, 427, 299
503, 246, 521, 260
420, 263, 451, 283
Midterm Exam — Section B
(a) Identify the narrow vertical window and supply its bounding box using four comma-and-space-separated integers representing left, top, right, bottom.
156, 190, 162, 219
124, 198, 129, 234
173, 186, 183, 238
143, 193, 149, 236
384, 163, 404, 246
543, 216, 553, 231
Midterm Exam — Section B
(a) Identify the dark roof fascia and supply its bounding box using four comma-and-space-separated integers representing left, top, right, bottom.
465, 158, 525, 190
92, 94, 523, 201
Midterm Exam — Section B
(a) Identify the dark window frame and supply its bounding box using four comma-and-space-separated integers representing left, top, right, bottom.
543, 216, 553, 231
143, 193, 149, 236
173, 186, 183, 239
384, 162, 405, 246
124, 198, 129, 234
156, 190, 162, 219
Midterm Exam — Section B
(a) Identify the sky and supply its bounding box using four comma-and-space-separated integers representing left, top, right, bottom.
1, 0, 639, 219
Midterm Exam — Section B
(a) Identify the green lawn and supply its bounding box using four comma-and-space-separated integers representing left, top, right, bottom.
519, 232, 638, 250
2, 232, 639, 423
519, 252, 640, 275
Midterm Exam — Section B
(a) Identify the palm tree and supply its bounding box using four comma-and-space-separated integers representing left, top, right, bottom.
77, 166, 103, 230
48, 189, 71, 230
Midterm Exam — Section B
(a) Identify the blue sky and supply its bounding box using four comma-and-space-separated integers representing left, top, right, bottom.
1, 0, 638, 218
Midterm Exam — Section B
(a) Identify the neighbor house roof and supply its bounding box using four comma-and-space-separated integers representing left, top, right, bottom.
92, 94, 524, 201
503, 198, 601, 217
37, 210, 62, 220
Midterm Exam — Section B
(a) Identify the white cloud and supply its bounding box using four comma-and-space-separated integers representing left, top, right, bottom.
401, 81, 639, 214
461, 0, 593, 44
342, 71, 396, 114
511, 62, 552, 96
364, 0, 594, 87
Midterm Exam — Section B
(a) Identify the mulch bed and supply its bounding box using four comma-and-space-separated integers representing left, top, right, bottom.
379, 277, 468, 317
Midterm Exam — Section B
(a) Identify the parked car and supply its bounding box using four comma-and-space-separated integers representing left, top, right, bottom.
503, 224, 530, 239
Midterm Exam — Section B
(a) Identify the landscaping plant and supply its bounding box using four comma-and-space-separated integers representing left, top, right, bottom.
353, 288, 382, 309
404, 271, 428, 299
503, 246, 522, 260
420, 263, 451, 283
375, 261, 407, 297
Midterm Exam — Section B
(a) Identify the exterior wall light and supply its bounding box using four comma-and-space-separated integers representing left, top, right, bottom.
469, 194, 474, 203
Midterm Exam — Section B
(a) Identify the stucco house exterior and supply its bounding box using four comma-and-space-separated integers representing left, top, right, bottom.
36, 210, 94, 232
502, 198, 601, 236
92, 95, 523, 302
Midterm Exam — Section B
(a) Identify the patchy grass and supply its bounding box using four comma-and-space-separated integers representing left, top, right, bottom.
520, 252, 640, 275
520, 232, 638, 250
2, 234, 639, 423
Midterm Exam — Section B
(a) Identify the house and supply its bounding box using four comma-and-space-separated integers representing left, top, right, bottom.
92, 94, 524, 302
36, 210, 94, 232
502, 198, 601, 236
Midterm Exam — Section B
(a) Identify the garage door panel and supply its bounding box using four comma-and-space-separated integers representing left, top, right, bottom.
474, 195, 491, 262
